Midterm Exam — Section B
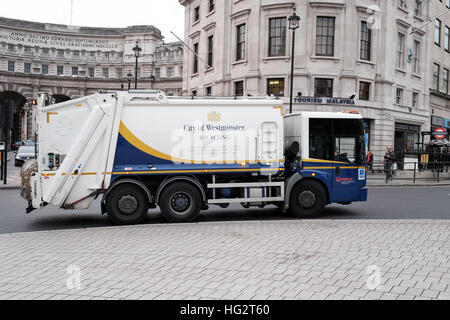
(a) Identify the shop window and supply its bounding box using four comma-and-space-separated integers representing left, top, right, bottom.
267, 78, 284, 96
234, 81, 244, 96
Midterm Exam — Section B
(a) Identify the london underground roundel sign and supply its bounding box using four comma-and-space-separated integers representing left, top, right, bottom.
433, 127, 448, 140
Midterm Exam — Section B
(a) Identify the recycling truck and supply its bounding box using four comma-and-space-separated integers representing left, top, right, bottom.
21, 90, 367, 224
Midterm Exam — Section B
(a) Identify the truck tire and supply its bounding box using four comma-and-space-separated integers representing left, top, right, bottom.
105, 184, 149, 225
289, 180, 326, 218
159, 182, 202, 223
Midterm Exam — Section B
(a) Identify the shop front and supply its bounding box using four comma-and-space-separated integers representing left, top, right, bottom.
431, 115, 446, 132
394, 122, 421, 162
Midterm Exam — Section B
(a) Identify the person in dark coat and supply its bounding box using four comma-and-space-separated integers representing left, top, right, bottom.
366, 150, 374, 174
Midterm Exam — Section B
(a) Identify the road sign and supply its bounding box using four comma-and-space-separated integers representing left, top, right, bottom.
433, 127, 448, 140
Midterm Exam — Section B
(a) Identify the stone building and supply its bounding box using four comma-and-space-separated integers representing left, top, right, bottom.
0, 16, 183, 143
179, 0, 450, 163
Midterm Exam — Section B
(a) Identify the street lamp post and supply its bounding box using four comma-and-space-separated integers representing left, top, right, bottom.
288, 11, 300, 114
126, 70, 133, 91
132, 41, 142, 89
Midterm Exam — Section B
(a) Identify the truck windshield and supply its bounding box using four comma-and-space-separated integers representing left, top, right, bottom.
309, 118, 365, 165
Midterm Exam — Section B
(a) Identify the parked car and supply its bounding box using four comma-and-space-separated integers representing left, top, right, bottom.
0, 141, 5, 151
15, 146, 36, 167
12, 141, 25, 150
24, 140, 36, 146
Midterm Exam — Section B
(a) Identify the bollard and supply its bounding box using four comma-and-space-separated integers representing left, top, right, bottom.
413, 162, 416, 184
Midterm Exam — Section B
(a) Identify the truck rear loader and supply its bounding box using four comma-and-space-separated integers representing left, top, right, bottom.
22, 90, 367, 224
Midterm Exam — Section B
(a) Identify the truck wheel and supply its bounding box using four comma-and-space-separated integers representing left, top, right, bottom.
105, 184, 149, 225
289, 180, 326, 218
159, 182, 202, 223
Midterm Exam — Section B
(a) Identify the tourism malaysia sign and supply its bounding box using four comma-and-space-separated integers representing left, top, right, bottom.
0, 30, 123, 51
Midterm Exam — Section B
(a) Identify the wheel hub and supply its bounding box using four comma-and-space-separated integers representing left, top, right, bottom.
170, 193, 191, 214
117, 195, 138, 215
297, 190, 317, 209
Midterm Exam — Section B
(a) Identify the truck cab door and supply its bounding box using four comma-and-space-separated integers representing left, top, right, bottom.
331, 123, 362, 202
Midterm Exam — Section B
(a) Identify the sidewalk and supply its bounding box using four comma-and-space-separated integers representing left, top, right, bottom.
0, 153, 21, 190
367, 173, 450, 187
0, 220, 448, 300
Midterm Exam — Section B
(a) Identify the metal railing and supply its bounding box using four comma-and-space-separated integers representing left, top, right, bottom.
367, 161, 450, 183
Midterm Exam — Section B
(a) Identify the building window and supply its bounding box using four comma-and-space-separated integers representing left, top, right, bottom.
234, 81, 244, 96
413, 40, 420, 74
73, 51, 80, 57
435, 19, 441, 46
57, 49, 64, 57
57, 65, 64, 76
209, 0, 214, 12
24, 63, 31, 74
267, 78, 285, 96
207, 35, 214, 68
88, 67, 95, 78
236, 24, 246, 61
443, 68, 449, 94
103, 68, 109, 79
314, 78, 333, 98
399, 0, 407, 9
414, 1, 422, 17
433, 63, 440, 90
90, 51, 96, 57
167, 67, 174, 78
24, 46, 31, 53
155, 68, 161, 78
41, 64, 48, 75
192, 90, 197, 96
396, 88, 404, 105
7, 61, 15, 72
396, 33, 405, 69
412, 92, 419, 108
206, 86, 212, 96
445, 26, 449, 52
42, 48, 49, 55
179, 66, 183, 76
316, 17, 335, 56
360, 21, 371, 61
447, 0, 450, 8
8, 45, 14, 52
116, 68, 122, 79
194, 6, 200, 22
268, 17, 286, 57
359, 82, 370, 101
193, 43, 199, 74
72, 66, 78, 76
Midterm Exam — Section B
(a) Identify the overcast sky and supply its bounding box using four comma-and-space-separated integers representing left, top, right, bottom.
1, 0, 185, 42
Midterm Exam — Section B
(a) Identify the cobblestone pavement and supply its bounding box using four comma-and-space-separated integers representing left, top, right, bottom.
0, 220, 448, 300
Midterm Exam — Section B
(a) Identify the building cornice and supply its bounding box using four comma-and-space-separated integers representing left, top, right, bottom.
430, 89, 450, 101
308, 1, 345, 9
230, 9, 251, 19
202, 22, 216, 32
189, 30, 201, 39
0, 16, 162, 38
396, 18, 411, 29
261, 2, 295, 10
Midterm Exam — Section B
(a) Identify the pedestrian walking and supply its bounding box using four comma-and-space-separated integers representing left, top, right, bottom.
366, 150, 374, 174
384, 146, 395, 183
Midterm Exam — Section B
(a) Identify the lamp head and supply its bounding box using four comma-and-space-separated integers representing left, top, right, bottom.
288, 11, 300, 30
